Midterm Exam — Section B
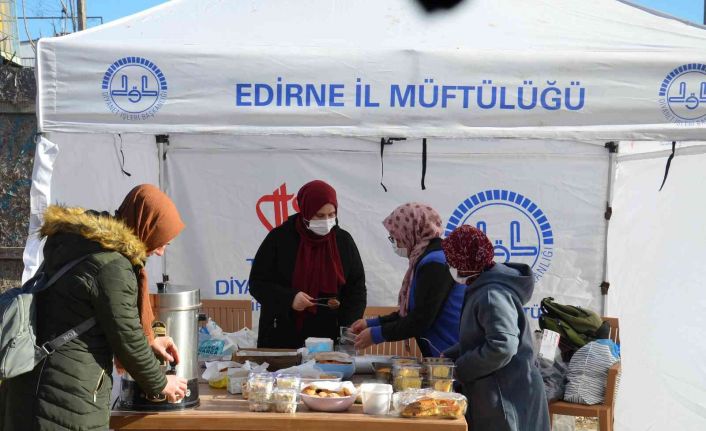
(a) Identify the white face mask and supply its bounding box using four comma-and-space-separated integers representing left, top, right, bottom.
307, 218, 336, 236
449, 266, 474, 285
392, 241, 409, 258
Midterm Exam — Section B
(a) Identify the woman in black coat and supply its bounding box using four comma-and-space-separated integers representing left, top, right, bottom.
249, 180, 366, 348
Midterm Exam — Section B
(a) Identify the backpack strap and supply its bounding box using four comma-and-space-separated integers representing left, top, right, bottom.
38, 317, 97, 358
44, 254, 93, 289
35, 254, 98, 358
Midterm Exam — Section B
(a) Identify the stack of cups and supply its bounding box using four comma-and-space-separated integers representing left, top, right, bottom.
360, 383, 393, 416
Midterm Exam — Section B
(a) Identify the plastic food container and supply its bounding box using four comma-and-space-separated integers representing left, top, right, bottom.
391, 357, 419, 367
227, 368, 251, 394
422, 357, 454, 365
424, 363, 455, 379
393, 364, 422, 377
426, 378, 454, 392
275, 373, 302, 391
227, 375, 248, 394
360, 383, 393, 415
315, 362, 355, 380
372, 362, 392, 384
393, 376, 423, 392
272, 388, 298, 413
305, 337, 334, 354
247, 372, 274, 412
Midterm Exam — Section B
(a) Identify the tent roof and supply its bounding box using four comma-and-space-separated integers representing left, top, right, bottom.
37, 0, 706, 139
59, 0, 706, 52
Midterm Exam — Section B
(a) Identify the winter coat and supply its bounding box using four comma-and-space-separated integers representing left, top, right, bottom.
249, 214, 366, 348
0, 206, 167, 431
444, 263, 550, 431
367, 238, 464, 357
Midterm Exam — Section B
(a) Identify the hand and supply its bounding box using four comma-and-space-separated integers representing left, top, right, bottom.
350, 318, 368, 335
292, 292, 315, 311
151, 336, 180, 365
354, 328, 375, 350
161, 374, 188, 403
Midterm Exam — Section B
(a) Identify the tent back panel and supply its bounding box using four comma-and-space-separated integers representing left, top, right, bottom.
161, 135, 609, 329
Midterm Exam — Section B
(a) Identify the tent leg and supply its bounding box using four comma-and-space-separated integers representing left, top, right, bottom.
601, 143, 618, 316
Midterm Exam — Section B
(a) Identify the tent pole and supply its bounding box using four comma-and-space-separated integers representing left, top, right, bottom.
157, 135, 169, 279
602, 143, 618, 316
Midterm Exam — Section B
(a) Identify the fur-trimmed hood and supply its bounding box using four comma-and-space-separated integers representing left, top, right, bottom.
40, 205, 147, 266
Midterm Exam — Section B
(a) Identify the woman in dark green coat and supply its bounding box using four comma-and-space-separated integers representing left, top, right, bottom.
0, 185, 188, 431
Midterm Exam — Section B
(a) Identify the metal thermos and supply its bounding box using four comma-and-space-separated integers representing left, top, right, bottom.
118, 279, 201, 411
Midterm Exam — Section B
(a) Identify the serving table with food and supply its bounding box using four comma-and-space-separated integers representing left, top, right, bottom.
110, 327, 468, 431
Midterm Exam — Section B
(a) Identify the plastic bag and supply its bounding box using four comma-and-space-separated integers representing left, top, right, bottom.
392, 389, 467, 419
538, 356, 567, 401
276, 360, 322, 379
563, 341, 620, 405
203, 360, 239, 388
226, 327, 258, 350
198, 318, 236, 361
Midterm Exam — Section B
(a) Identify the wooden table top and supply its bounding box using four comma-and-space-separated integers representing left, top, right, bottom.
111, 384, 468, 431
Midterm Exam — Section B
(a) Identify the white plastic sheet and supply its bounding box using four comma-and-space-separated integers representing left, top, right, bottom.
608, 151, 706, 431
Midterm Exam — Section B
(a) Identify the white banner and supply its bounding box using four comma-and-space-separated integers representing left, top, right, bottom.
165, 136, 609, 328
36, 44, 706, 141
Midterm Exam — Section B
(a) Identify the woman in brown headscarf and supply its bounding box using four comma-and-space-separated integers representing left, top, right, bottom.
116, 184, 186, 362
0, 184, 187, 431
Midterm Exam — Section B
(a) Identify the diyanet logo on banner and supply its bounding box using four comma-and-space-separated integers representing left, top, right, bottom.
659, 63, 706, 124
102, 57, 167, 120
256, 183, 300, 231
446, 190, 553, 282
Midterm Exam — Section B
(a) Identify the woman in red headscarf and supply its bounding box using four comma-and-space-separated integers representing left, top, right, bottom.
441, 225, 549, 431
249, 180, 367, 348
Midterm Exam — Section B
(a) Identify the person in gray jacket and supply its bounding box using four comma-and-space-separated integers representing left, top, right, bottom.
441, 225, 550, 431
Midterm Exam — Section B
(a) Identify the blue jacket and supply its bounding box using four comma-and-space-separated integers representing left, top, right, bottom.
444, 263, 550, 431
408, 250, 465, 356
367, 239, 464, 357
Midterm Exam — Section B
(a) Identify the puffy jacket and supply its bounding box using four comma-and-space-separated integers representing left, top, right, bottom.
0, 206, 167, 431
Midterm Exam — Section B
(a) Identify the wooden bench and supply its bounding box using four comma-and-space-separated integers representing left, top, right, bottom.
150, 295, 253, 332
149, 297, 419, 356
361, 306, 422, 358
549, 317, 621, 431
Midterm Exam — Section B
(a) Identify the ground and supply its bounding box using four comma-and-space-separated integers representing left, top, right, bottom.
575, 417, 599, 430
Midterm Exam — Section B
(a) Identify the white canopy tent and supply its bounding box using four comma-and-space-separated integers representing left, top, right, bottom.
26, 1, 706, 429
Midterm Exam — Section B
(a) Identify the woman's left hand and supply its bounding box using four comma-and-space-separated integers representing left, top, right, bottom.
151, 336, 180, 364
354, 328, 374, 350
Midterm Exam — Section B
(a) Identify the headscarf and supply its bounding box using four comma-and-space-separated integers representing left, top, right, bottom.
116, 184, 185, 344
383, 203, 443, 316
292, 180, 346, 330
441, 225, 495, 285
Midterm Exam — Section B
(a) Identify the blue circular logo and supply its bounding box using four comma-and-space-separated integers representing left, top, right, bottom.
659, 63, 706, 123
101, 57, 167, 120
445, 189, 554, 280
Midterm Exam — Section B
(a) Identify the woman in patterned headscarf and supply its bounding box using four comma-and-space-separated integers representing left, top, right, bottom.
441, 225, 550, 431
351, 203, 465, 358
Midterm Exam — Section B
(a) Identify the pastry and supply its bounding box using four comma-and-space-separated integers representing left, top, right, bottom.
401, 398, 438, 417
